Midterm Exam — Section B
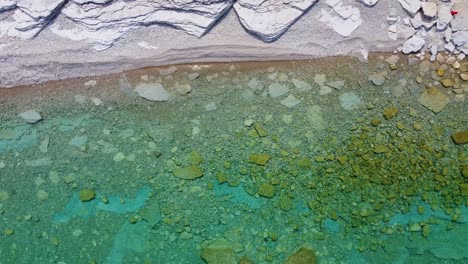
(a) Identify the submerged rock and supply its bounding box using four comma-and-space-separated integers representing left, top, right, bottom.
173, 165, 203, 180
268, 83, 289, 98
284, 247, 317, 264
257, 182, 275, 198
249, 154, 271, 166
200, 240, 237, 264
79, 189, 96, 202
418, 87, 449, 113
452, 131, 468, 145
135, 83, 170, 102
19, 110, 42, 124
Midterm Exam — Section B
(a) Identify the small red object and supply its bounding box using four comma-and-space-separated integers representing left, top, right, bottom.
451, 11, 458, 15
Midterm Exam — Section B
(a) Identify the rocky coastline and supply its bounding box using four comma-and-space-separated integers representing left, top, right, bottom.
0, 0, 466, 88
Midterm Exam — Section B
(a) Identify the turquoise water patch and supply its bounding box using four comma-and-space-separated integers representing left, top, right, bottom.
213, 183, 263, 209
104, 222, 151, 264
96, 186, 152, 213
53, 186, 151, 224
389, 202, 468, 225
0, 125, 37, 153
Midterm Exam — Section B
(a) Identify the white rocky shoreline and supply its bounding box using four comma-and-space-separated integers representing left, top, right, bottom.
0, 0, 466, 88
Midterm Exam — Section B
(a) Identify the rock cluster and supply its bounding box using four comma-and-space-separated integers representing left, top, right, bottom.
391, 0, 468, 56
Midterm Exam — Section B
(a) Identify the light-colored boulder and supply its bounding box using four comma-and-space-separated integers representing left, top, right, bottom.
19, 110, 42, 124
233, 0, 318, 42
319, 2, 362, 37
421, 2, 437, 18
398, 0, 421, 15
135, 83, 170, 102
437, 4, 452, 31
402, 36, 425, 54
268, 83, 289, 98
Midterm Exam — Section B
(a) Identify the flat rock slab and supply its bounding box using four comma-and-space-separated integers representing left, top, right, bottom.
173, 165, 203, 180
418, 87, 449, 113
135, 83, 170, 102
284, 247, 317, 264
339, 92, 362, 110
19, 110, 42, 124
268, 83, 289, 98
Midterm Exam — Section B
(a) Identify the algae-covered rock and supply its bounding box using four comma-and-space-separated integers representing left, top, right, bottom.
257, 183, 275, 198
279, 195, 293, 211
460, 183, 468, 197
452, 130, 468, 145
173, 165, 203, 180
187, 151, 204, 165
373, 144, 389, 153
216, 172, 228, 184
200, 240, 237, 264
79, 189, 96, 202
284, 247, 317, 264
238, 256, 254, 264
383, 107, 398, 120
254, 123, 267, 137
441, 79, 454, 88
462, 166, 468, 178
249, 154, 271, 166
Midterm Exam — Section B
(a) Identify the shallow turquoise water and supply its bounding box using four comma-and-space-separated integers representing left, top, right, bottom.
0, 58, 467, 263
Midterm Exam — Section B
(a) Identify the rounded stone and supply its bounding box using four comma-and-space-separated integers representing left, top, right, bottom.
79, 189, 96, 202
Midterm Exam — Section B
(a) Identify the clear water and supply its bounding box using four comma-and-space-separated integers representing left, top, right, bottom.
0, 56, 467, 264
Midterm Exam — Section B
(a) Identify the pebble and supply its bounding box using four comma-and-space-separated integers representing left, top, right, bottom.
205, 102, 217, 111
19, 110, 42, 124
268, 83, 289, 98
0, 191, 9, 201
314, 74, 326, 86
244, 119, 254, 127
84, 80, 97, 87
280, 95, 300, 108
79, 189, 96, 202
91, 97, 102, 106
113, 152, 126, 162
37, 190, 49, 201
